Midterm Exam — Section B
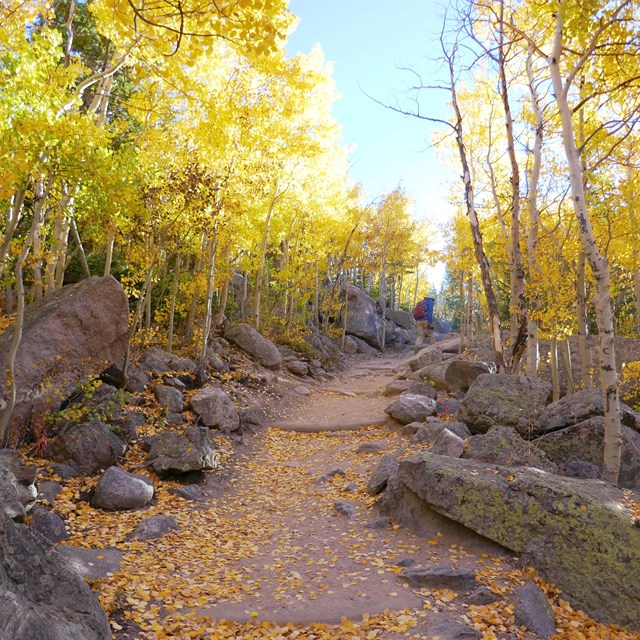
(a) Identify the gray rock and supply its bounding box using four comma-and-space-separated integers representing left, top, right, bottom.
410, 420, 470, 444
458, 374, 551, 437
436, 397, 462, 417
467, 586, 499, 606
537, 387, 640, 436
153, 384, 184, 413
92, 466, 154, 511
366, 516, 391, 529
163, 376, 186, 390
384, 379, 437, 398
51, 463, 78, 479
146, 426, 218, 476
430, 428, 465, 458
169, 484, 206, 502
367, 453, 399, 496
395, 557, 415, 568
295, 385, 311, 395
535, 417, 640, 489
422, 617, 480, 640
395, 452, 640, 630
386, 309, 415, 331
351, 336, 379, 355
444, 359, 492, 392
0, 450, 37, 518
385, 393, 436, 425
463, 425, 557, 472
45, 418, 125, 476
512, 582, 556, 638
407, 344, 444, 371
57, 546, 123, 582
125, 366, 149, 393
139, 347, 196, 374
239, 406, 266, 429
37, 480, 61, 506
132, 515, 179, 541
166, 412, 183, 425
409, 361, 451, 390
206, 348, 229, 372
401, 422, 423, 437
316, 468, 346, 484
344, 482, 358, 492
30, 507, 68, 543
123, 412, 146, 440
224, 323, 283, 368
342, 284, 383, 349
334, 500, 357, 519
0, 513, 111, 639
356, 442, 387, 454
285, 360, 309, 376
191, 385, 239, 432
399, 565, 478, 591
342, 336, 358, 354
0, 276, 129, 441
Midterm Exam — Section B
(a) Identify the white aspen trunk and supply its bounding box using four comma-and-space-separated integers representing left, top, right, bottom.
459, 276, 467, 354
213, 277, 230, 328
634, 267, 640, 336
167, 253, 181, 353
70, 218, 91, 279
549, 12, 621, 484
449, 52, 505, 370
313, 262, 319, 327
560, 339, 575, 395
185, 234, 206, 340
198, 232, 218, 373
0, 201, 44, 445
466, 275, 474, 348
252, 185, 279, 331
498, 0, 527, 373
104, 231, 115, 276
380, 257, 387, 352
45, 190, 72, 292
240, 270, 248, 321
525, 51, 543, 378
576, 251, 593, 388
626, 164, 640, 335
0, 189, 26, 276
550, 335, 560, 402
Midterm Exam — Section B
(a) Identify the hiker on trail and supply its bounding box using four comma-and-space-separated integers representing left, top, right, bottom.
413, 295, 436, 350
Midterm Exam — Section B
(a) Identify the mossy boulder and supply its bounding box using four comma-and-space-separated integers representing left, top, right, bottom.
396, 452, 640, 631
458, 374, 551, 437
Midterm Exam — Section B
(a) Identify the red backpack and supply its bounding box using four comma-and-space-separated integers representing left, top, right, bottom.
412, 300, 426, 320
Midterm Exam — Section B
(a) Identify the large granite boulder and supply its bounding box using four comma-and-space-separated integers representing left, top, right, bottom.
408, 361, 451, 390
463, 425, 557, 472
458, 374, 551, 437
407, 343, 444, 372
535, 417, 640, 489
190, 385, 239, 432
224, 323, 283, 368
384, 393, 436, 425
444, 359, 492, 392
536, 387, 640, 436
341, 284, 383, 349
0, 276, 128, 441
92, 466, 154, 511
145, 426, 217, 476
0, 512, 110, 639
45, 418, 125, 476
394, 452, 640, 630
351, 336, 379, 355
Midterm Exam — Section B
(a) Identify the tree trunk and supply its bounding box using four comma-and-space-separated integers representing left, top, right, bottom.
560, 339, 575, 395
576, 251, 593, 388
185, 234, 206, 340
104, 231, 115, 276
167, 253, 181, 353
550, 335, 560, 403
198, 232, 218, 377
70, 218, 91, 279
549, 12, 621, 484
213, 277, 230, 328
0, 188, 26, 277
448, 50, 505, 370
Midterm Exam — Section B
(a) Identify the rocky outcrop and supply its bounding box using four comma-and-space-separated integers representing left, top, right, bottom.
145, 426, 217, 477
224, 323, 283, 368
190, 385, 239, 432
458, 374, 551, 437
0, 275, 129, 441
384, 380, 436, 398
535, 417, 640, 489
393, 452, 640, 630
341, 284, 383, 348
45, 418, 125, 476
0, 512, 111, 639
0, 450, 37, 519
138, 347, 196, 374
385, 309, 415, 332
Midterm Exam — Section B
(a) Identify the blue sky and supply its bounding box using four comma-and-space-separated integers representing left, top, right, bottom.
286, 0, 454, 226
